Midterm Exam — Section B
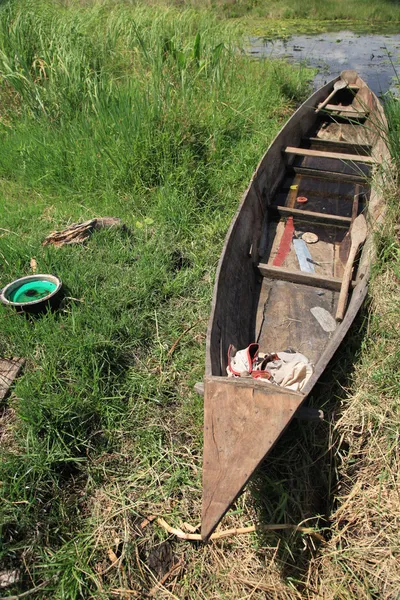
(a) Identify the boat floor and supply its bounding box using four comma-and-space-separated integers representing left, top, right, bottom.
256, 279, 339, 364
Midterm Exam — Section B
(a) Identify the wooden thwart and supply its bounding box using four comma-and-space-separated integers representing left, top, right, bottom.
257, 263, 357, 292
285, 146, 375, 164
318, 103, 368, 116
269, 205, 352, 226
291, 166, 366, 184
303, 137, 371, 155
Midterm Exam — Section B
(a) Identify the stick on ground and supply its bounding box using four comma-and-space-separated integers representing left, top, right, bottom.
156, 517, 325, 543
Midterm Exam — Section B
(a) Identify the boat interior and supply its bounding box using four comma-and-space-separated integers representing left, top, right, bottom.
207, 71, 385, 377
256, 89, 373, 365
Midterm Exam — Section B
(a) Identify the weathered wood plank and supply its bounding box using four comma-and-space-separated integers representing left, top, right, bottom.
269, 205, 352, 226
291, 166, 366, 184
257, 263, 355, 292
256, 278, 338, 363
285, 146, 375, 164
0, 358, 25, 401
303, 137, 371, 155
194, 381, 324, 421
202, 377, 304, 540
317, 103, 368, 116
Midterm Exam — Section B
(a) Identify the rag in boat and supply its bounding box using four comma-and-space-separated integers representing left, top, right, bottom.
227, 343, 313, 392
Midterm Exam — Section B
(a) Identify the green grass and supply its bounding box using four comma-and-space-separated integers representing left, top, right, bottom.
0, 1, 313, 598
143, 0, 400, 22
143, 0, 400, 36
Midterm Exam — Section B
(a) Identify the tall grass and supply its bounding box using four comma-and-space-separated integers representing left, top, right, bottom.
146, 0, 400, 23
0, 1, 313, 598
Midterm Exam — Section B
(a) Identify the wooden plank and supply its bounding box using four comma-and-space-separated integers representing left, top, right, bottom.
0, 358, 25, 401
285, 146, 375, 164
202, 377, 304, 540
257, 263, 357, 292
336, 214, 367, 321
303, 137, 371, 155
301, 137, 372, 156
194, 381, 324, 420
269, 205, 352, 226
321, 103, 368, 116
291, 166, 366, 184
256, 279, 338, 365
321, 112, 368, 123
338, 185, 361, 268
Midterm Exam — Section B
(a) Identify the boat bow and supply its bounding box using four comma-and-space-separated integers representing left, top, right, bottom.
202, 377, 304, 540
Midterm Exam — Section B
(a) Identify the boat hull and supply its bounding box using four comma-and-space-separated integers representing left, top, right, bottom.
201, 70, 389, 540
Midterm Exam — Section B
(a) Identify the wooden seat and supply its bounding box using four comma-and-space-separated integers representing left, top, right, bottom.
302, 137, 372, 156
285, 146, 375, 164
290, 166, 367, 184
268, 205, 352, 226
256, 263, 357, 292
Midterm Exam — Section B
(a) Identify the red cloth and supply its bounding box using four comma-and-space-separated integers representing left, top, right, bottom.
272, 217, 294, 267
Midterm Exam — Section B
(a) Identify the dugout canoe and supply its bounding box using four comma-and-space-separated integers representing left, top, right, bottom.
200, 70, 389, 541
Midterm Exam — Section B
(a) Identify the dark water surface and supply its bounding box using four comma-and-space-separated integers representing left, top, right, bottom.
248, 31, 400, 95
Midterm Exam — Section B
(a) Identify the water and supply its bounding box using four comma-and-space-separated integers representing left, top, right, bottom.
248, 31, 400, 95
8, 280, 57, 303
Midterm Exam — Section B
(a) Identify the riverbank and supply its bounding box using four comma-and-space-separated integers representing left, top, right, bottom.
0, 1, 399, 599
147, 0, 400, 24
145, 0, 400, 37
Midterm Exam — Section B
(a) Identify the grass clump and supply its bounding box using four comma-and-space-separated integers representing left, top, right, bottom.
0, 1, 313, 598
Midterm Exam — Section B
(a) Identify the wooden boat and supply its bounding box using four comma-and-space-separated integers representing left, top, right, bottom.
200, 70, 389, 540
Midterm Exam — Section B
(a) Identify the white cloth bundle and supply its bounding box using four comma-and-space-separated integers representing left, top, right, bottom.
263, 351, 313, 392
227, 344, 313, 391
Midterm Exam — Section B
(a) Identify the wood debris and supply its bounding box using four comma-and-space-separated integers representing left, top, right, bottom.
0, 358, 25, 401
149, 560, 183, 597
139, 515, 157, 530
42, 217, 126, 247
155, 517, 325, 543
29, 258, 37, 273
